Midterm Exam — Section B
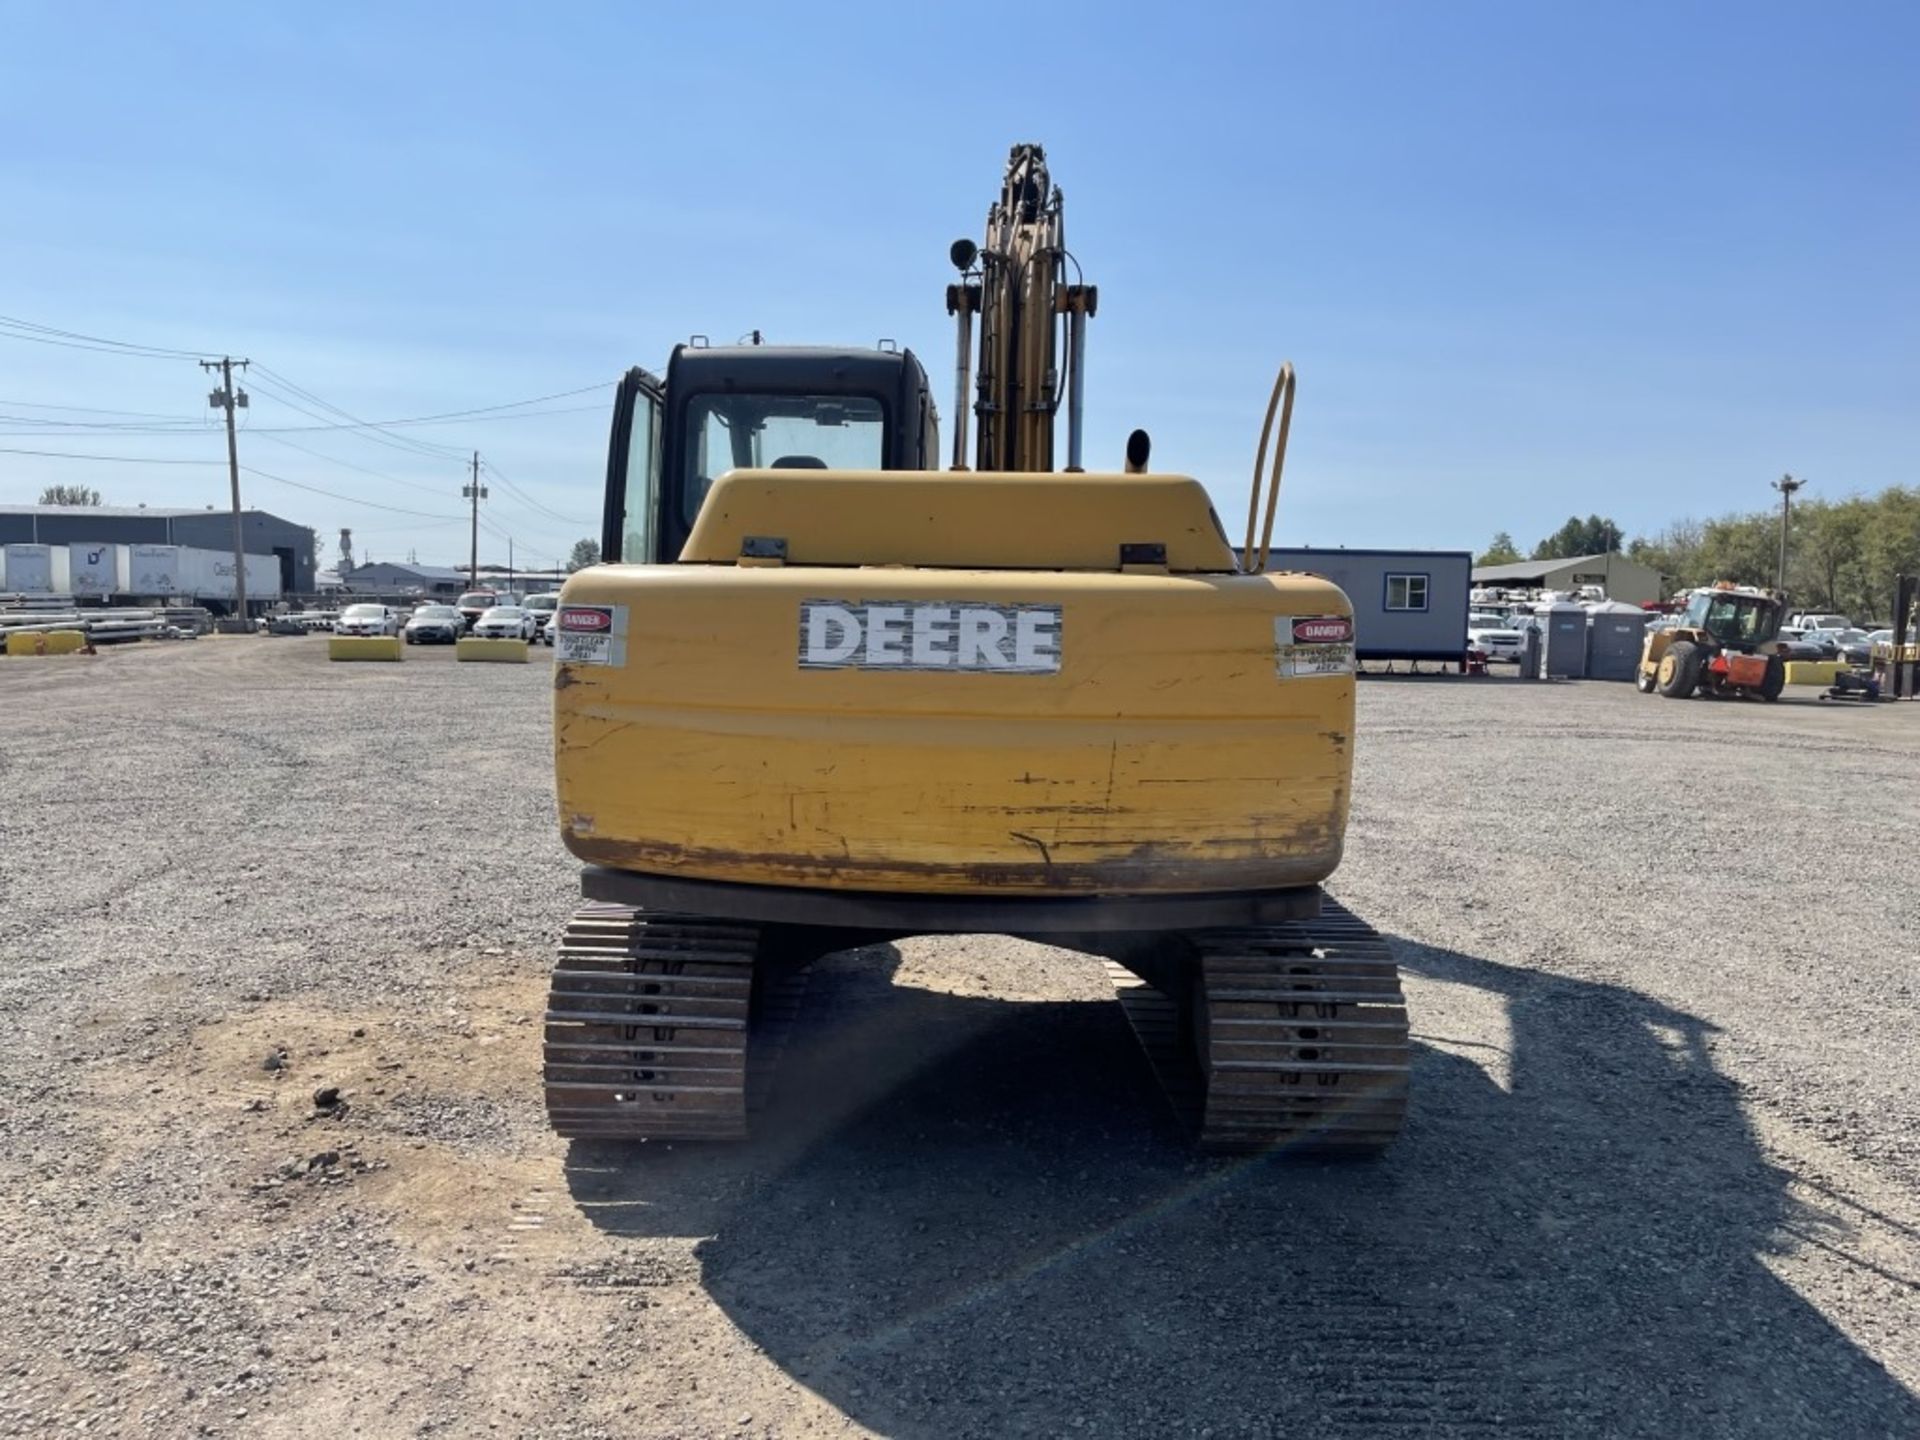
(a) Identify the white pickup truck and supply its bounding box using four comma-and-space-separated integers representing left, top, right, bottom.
1467, 611, 1528, 663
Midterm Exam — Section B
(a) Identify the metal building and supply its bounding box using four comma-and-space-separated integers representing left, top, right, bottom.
0, 505, 317, 594
338, 560, 471, 596
1267, 548, 1472, 667
1471, 552, 1664, 606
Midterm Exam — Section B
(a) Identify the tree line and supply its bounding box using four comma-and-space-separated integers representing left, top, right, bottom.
1478, 485, 1920, 622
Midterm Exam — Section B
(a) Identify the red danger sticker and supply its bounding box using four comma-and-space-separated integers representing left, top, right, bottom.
1292, 616, 1353, 644
558, 606, 612, 632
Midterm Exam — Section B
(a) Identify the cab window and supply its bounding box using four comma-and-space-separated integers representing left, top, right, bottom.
682, 392, 886, 524
623, 388, 661, 563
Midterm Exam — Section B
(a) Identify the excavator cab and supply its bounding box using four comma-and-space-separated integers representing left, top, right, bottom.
599, 345, 938, 566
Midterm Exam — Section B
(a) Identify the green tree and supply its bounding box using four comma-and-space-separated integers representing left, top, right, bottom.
1532, 514, 1624, 561
1791, 499, 1868, 613
37, 484, 100, 506
1628, 519, 1705, 594
1852, 486, 1920, 624
1695, 511, 1776, 590
1621, 485, 1918, 621
567, 538, 602, 572
1476, 531, 1522, 565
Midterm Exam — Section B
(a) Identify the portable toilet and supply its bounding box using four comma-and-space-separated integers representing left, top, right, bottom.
1585, 603, 1652, 682
1520, 624, 1542, 679
1535, 600, 1587, 678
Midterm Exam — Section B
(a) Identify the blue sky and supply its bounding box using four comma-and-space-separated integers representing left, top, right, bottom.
1, 2, 1914, 568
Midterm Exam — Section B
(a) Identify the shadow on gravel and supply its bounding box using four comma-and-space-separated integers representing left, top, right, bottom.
563, 940, 1920, 1439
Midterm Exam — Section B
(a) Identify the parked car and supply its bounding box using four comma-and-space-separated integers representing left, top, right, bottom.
472, 605, 537, 640
523, 592, 561, 642
1809, 628, 1874, 665
334, 603, 400, 637
1466, 618, 1526, 663
455, 590, 500, 630
404, 603, 464, 645
1799, 628, 1860, 660
1788, 612, 1851, 633
1770, 629, 1828, 662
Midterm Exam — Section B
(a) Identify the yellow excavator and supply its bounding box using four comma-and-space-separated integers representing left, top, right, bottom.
546, 144, 1409, 1152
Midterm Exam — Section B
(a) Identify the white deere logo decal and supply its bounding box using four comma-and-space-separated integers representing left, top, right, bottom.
799, 601, 1062, 673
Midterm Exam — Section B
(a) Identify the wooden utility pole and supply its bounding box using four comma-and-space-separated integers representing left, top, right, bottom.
463, 452, 487, 586
200, 357, 250, 621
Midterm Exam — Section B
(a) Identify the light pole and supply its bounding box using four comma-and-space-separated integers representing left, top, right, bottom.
1771, 474, 1805, 590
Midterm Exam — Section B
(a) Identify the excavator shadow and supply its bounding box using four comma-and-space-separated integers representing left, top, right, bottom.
562, 937, 1920, 1438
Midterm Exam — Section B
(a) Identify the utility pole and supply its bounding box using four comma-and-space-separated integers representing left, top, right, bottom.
1772, 473, 1806, 590
463, 452, 487, 586
507, 536, 515, 594
200, 357, 250, 623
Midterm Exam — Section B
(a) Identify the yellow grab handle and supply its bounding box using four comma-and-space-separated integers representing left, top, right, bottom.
1242, 362, 1296, 573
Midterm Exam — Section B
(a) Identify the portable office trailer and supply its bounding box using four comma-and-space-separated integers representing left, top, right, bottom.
1266, 548, 1472, 667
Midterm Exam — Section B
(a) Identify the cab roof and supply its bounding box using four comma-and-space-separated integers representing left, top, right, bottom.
668, 345, 921, 397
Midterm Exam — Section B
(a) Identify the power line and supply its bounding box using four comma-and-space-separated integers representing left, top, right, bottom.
0, 413, 206, 429
0, 398, 208, 421
243, 404, 603, 433
0, 406, 602, 440
0, 420, 211, 436
0, 443, 468, 522
481, 457, 591, 526
244, 374, 595, 538
368, 382, 611, 422
240, 464, 467, 520
351, 518, 468, 536
481, 513, 586, 550
0, 445, 222, 465
248, 430, 459, 498
254, 367, 609, 426
0, 313, 206, 360
245, 373, 469, 462
249, 365, 471, 460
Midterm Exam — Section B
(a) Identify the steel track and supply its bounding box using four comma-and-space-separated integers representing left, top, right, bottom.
542, 906, 803, 1141
1107, 898, 1410, 1153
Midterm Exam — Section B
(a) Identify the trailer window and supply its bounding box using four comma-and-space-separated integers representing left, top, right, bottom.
1385, 573, 1430, 612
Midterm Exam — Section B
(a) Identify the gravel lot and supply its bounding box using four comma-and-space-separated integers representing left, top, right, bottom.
1, 638, 1916, 1439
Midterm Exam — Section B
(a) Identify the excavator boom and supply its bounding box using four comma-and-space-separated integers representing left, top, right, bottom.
947, 143, 1097, 473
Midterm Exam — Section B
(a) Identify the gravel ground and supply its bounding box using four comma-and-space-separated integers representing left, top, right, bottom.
0, 638, 1916, 1439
